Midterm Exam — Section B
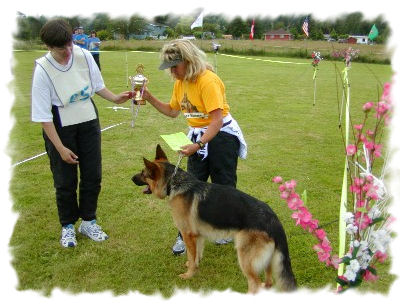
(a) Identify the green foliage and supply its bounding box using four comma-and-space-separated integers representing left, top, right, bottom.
226, 16, 248, 39
96, 30, 110, 41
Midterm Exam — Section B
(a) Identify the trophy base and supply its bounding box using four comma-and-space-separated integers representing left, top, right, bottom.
134, 100, 146, 105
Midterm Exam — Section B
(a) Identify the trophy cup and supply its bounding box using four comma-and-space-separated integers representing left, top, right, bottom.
129, 64, 148, 105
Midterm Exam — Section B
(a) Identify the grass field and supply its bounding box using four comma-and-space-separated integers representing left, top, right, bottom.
9, 49, 394, 296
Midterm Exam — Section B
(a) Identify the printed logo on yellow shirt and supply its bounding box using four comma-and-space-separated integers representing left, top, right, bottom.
180, 93, 208, 119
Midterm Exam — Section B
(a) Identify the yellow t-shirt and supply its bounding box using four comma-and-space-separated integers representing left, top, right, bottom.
169, 69, 230, 127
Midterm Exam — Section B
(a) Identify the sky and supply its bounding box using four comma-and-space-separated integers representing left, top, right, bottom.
1, 0, 400, 304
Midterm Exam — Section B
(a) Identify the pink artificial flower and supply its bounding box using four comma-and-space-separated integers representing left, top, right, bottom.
375, 101, 390, 117
350, 183, 362, 196
358, 133, 366, 143
320, 237, 333, 253
287, 193, 303, 210
330, 255, 341, 269
346, 144, 357, 156
363, 269, 378, 282
285, 180, 297, 190
278, 184, 286, 192
375, 251, 388, 263
366, 175, 374, 183
355, 211, 372, 230
364, 141, 374, 150
317, 251, 331, 264
381, 82, 391, 103
272, 176, 283, 184
291, 207, 312, 227
366, 129, 375, 137
373, 144, 382, 158
308, 219, 319, 231
354, 177, 364, 186
366, 186, 379, 200
363, 101, 374, 112
315, 229, 327, 240
280, 191, 289, 200
356, 200, 366, 208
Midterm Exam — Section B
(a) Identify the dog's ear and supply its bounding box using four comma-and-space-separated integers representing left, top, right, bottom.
155, 144, 168, 161
143, 158, 158, 179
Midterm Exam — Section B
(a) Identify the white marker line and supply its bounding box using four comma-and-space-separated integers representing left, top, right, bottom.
12, 122, 126, 167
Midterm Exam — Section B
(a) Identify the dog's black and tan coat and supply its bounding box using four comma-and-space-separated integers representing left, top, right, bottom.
132, 145, 296, 293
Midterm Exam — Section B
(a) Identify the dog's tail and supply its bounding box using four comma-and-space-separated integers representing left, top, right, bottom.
272, 227, 297, 291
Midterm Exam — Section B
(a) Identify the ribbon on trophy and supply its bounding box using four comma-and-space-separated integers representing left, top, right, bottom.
129, 64, 148, 128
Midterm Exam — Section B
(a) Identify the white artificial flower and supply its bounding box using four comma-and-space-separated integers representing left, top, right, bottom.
368, 205, 381, 219
371, 229, 391, 253
344, 268, 357, 282
360, 252, 372, 269
343, 212, 355, 224
359, 240, 369, 251
346, 224, 358, 235
349, 259, 361, 272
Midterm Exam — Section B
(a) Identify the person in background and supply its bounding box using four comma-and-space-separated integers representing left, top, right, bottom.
88, 30, 101, 70
140, 39, 247, 255
74, 26, 88, 50
31, 19, 131, 248
72, 27, 78, 43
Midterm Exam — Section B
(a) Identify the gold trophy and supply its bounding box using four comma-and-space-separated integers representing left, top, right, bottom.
129, 64, 148, 105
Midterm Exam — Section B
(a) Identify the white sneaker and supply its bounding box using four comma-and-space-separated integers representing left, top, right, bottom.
172, 233, 186, 255
60, 224, 77, 248
78, 220, 109, 242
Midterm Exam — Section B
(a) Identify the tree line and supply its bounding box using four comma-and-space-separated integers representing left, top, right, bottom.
15, 11, 389, 43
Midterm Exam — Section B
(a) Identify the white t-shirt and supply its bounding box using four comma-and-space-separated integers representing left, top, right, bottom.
31, 48, 105, 122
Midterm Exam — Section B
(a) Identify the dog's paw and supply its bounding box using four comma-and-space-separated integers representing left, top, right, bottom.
179, 272, 194, 279
262, 282, 273, 289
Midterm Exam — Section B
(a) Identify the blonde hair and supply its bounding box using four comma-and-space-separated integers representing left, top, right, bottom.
160, 39, 214, 81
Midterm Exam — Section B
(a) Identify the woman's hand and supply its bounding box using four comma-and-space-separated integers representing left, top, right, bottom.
179, 143, 200, 156
113, 91, 132, 104
59, 146, 79, 164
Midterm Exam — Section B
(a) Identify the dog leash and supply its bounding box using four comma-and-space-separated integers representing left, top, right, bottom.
172, 152, 184, 177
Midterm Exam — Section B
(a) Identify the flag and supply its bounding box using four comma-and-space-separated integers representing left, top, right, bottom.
249, 19, 255, 40
191, 12, 203, 29
302, 17, 309, 37
368, 24, 379, 41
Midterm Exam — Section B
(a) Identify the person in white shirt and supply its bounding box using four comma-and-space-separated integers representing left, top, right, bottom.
31, 19, 131, 248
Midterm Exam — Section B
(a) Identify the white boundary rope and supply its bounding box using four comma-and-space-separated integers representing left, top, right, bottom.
12, 122, 126, 167
219, 53, 309, 65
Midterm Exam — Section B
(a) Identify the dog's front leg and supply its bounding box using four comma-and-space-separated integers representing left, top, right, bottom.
179, 232, 197, 279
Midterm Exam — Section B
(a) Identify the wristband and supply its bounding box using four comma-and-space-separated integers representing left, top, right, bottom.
196, 141, 205, 149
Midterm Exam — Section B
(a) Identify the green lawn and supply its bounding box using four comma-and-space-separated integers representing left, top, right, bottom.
9, 50, 394, 296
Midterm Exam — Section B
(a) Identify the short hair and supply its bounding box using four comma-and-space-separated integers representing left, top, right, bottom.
40, 19, 72, 48
160, 39, 213, 81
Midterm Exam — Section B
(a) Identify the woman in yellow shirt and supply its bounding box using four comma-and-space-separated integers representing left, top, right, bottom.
142, 39, 247, 254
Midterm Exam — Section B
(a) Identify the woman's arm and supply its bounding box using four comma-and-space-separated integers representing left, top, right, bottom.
96, 87, 131, 104
142, 88, 180, 118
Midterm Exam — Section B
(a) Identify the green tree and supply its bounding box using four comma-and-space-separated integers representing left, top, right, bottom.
128, 15, 147, 35
91, 13, 111, 32
112, 17, 129, 39
330, 29, 338, 40
226, 16, 247, 39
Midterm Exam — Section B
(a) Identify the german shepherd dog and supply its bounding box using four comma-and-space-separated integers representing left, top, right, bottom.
132, 145, 296, 293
